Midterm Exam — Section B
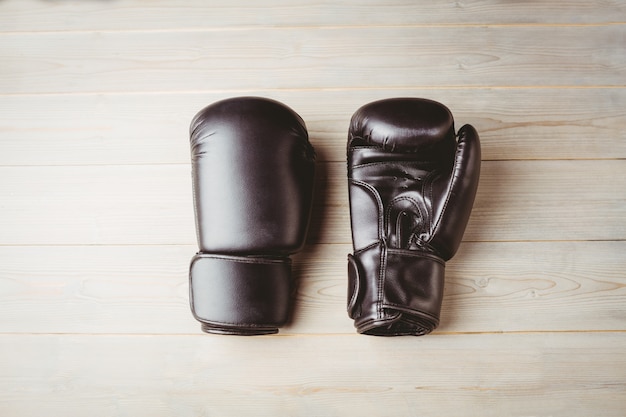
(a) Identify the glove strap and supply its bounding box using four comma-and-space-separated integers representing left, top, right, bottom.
348, 244, 445, 336
190, 253, 291, 335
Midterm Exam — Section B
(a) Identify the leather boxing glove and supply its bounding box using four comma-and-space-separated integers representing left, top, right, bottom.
346, 98, 480, 336
189, 97, 315, 335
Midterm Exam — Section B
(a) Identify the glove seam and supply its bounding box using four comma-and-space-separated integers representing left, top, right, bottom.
354, 245, 443, 263
197, 318, 279, 328
190, 301, 281, 329
350, 160, 438, 170
385, 248, 445, 264
428, 149, 460, 247
346, 254, 361, 317
193, 254, 290, 265
381, 303, 440, 322
386, 195, 424, 249
378, 243, 387, 320
349, 178, 385, 241
353, 240, 380, 254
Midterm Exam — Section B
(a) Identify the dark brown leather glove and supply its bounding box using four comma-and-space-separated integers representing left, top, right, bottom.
346, 98, 481, 336
189, 97, 315, 335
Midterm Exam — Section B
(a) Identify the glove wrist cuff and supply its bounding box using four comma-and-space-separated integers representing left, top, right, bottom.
190, 253, 292, 335
348, 245, 445, 336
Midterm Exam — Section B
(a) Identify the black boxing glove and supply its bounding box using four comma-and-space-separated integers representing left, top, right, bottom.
346, 98, 480, 336
189, 97, 315, 335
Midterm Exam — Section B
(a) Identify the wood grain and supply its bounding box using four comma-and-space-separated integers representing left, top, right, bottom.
1, 0, 624, 31
0, 333, 624, 417
0, 242, 624, 335
1, 25, 623, 94
1, 88, 625, 166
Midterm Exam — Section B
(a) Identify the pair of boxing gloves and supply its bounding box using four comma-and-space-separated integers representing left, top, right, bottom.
189, 96, 481, 336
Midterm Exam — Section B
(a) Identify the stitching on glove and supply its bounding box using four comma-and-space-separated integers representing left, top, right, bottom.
194, 254, 290, 265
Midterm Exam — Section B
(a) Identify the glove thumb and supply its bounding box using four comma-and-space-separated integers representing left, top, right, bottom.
429, 124, 481, 259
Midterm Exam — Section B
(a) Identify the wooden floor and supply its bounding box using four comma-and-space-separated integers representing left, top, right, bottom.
1, 1, 625, 415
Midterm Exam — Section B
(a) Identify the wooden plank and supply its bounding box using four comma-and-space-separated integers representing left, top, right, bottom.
0, 245, 197, 335
1, 88, 625, 166
463, 159, 626, 242
442, 241, 626, 333
1, 0, 624, 32
0, 165, 197, 246
0, 160, 624, 245
0, 333, 624, 417
1, 25, 623, 94
0, 242, 624, 335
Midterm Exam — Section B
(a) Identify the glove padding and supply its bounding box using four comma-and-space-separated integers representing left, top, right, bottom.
346, 98, 481, 336
189, 97, 315, 335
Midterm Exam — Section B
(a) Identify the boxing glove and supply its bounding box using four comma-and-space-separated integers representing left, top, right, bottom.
189, 97, 315, 335
346, 98, 480, 336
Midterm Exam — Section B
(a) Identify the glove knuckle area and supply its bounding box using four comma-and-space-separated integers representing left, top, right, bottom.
191, 98, 315, 255
190, 96, 308, 145
349, 97, 456, 155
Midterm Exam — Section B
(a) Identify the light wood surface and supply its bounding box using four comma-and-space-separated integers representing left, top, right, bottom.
1, 333, 624, 417
1, 1, 625, 416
